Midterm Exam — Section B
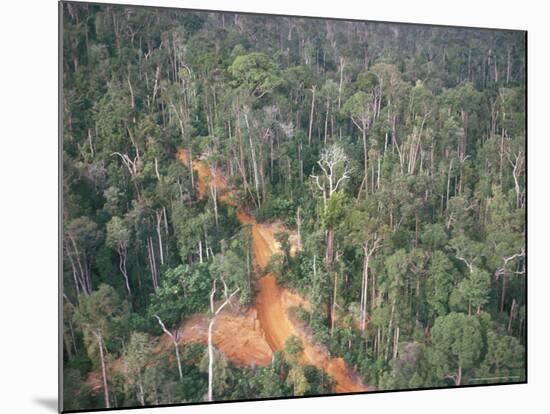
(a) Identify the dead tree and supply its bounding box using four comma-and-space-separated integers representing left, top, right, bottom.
310, 144, 352, 209
153, 315, 183, 381
91, 330, 110, 408
507, 149, 525, 208
208, 279, 240, 402
310, 144, 352, 269
494, 247, 526, 312
360, 235, 382, 331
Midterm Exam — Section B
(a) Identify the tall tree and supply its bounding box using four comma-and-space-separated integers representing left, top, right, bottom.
75, 284, 128, 408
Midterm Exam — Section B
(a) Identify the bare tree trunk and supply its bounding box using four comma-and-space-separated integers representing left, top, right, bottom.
360, 244, 369, 331
338, 57, 345, 139
296, 207, 302, 250
325, 229, 334, 268
509, 151, 525, 208
210, 181, 219, 227
377, 157, 381, 191
446, 159, 453, 210
506, 49, 511, 85
324, 97, 330, 144
385, 299, 396, 362
331, 272, 338, 337
207, 317, 215, 402
500, 274, 507, 313
154, 315, 183, 381
147, 237, 158, 289
154, 157, 161, 181
308, 86, 316, 145
94, 332, 110, 409
88, 128, 95, 158
137, 379, 145, 406
156, 210, 165, 266
244, 113, 261, 206
508, 298, 517, 333
208, 281, 240, 402
118, 245, 131, 297
338, 57, 345, 110
393, 325, 400, 360
234, 118, 249, 195
362, 125, 368, 195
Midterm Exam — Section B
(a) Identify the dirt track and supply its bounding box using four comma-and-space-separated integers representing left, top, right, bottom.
177, 149, 367, 393
88, 150, 366, 395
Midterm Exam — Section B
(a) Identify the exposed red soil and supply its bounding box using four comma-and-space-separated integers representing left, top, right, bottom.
177, 308, 273, 366
177, 149, 367, 393
87, 150, 367, 395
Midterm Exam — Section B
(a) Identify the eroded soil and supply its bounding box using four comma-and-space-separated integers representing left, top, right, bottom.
177, 149, 366, 393
88, 151, 367, 395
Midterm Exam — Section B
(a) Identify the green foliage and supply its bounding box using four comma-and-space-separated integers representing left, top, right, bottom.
286, 366, 310, 396
74, 284, 129, 364
426, 251, 458, 317
209, 235, 253, 305
255, 196, 296, 224
122, 332, 158, 405
229, 53, 284, 98
459, 267, 491, 313
429, 312, 484, 385
342, 91, 375, 122
148, 263, 211, 329
321, 191, 349, 230
475, 328, 525, 384
284, 335, 304, 362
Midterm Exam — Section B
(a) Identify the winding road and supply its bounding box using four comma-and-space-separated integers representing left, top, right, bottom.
177, 149, 367, 393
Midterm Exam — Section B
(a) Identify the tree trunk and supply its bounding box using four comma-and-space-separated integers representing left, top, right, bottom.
508, 298, 517, 333
362, 124, 368, 195
95, 332, 110, 409
210, 181, 219, 227
147, 237, 158, 289
308, 86, 316, 145
244, 113, 261, 206
324, 97, 330, 144
360, 244, 369, 331
154, 315, 183, 381
446, 159, 453, 210
118, 246, 131, 297
207, 317, 215, 402
331, 272, 338, 337
325, 229, 334, 269
156, 210, 165, 266
500, 274, 507, 313
207, 282, 240, 402
393, 325, 400, 360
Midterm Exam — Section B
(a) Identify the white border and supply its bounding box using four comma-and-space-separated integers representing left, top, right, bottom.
1, 1, 546, 413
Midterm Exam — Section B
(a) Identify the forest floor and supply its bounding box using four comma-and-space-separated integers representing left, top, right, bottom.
177, 149, 367, 393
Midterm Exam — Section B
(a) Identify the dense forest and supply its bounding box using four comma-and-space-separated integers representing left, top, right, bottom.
62, 2, 526, 411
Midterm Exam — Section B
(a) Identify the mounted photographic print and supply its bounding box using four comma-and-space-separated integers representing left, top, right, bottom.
60, 1, 527, 412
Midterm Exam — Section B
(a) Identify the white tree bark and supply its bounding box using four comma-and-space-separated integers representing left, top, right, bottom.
93, 331, 110, 409
207, 279, 240, 402
154, 315, 183, 381
310, 144, 352, 208
308, 86, 316, 145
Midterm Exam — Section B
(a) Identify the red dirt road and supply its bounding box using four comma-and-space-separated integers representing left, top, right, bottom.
177, 149, 366, 393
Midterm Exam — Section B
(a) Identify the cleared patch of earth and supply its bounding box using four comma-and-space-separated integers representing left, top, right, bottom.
87, 150, 367, 395
177, 149, 367, 393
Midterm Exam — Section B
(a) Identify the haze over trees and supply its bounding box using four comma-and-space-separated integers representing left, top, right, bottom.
62, 2, 526, 411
